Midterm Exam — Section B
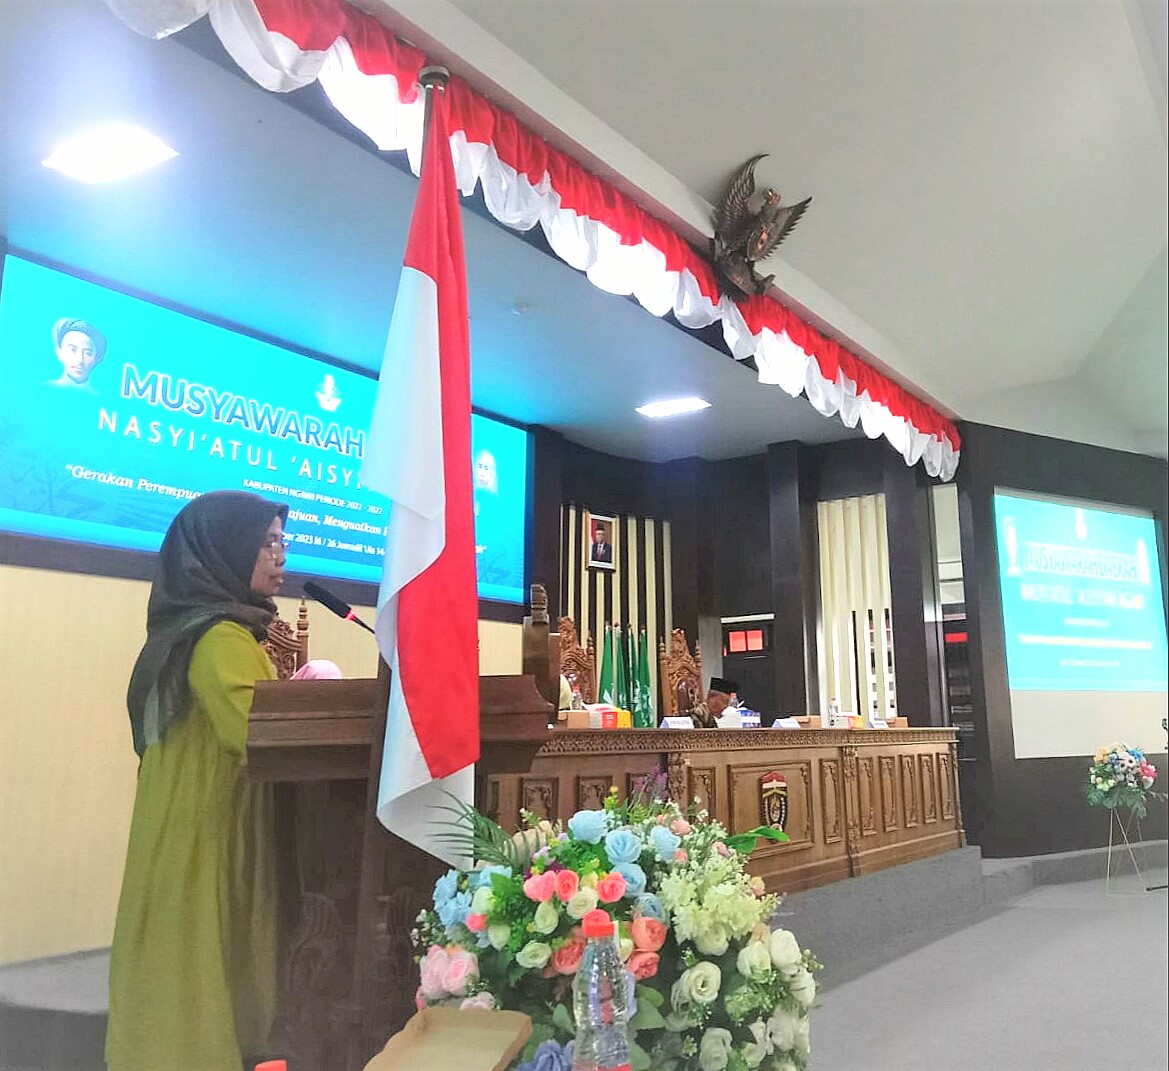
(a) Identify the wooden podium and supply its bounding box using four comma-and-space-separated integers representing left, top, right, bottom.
247, 593, 555, 1071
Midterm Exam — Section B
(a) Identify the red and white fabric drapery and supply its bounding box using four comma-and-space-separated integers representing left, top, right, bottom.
108, 0, 961, 479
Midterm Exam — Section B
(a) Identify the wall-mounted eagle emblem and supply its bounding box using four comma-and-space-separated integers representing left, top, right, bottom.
711, 154, 812, 299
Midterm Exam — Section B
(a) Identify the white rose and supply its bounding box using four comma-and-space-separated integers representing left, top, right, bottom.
694, 925, 730, 957
698, 1027, 734, 1071
566, 887, 599, 920
766, 1005, 799, 1051
737, 939, 773, 981
743, 1019, 773, 1068
773, 1060, 799, 1071
487, 923, 511, 951
618, 935, 635, 961
679, 961, 722, 1005
792, 1014, 811, 1056
768, 929, 802, 976
533, 899, 560, 935
788, 966, 817, 1009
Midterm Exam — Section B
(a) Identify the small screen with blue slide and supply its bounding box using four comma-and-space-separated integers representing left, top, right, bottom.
0, 254, 528, 603
994, 491, 1167, 693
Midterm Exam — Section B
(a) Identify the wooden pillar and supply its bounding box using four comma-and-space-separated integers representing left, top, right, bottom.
766, 442, 820, 715
528, 427, 564, 616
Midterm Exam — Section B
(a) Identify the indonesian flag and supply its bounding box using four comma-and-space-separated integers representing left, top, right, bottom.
360, 88, 479, 863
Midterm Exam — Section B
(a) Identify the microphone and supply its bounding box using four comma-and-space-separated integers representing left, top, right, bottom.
303, 580, 377, 635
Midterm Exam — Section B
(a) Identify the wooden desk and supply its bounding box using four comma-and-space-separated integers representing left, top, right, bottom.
486, 727, 965, 893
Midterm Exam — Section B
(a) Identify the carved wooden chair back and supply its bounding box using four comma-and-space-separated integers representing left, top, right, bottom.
262, 599, 310, 680
658, 628, 703, 716
557, 616, 597, 705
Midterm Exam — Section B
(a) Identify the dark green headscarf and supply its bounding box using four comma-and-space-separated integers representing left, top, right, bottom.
127, 491, 288, 756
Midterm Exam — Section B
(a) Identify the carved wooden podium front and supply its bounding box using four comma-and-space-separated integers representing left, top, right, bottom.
247, 599, 555, 1071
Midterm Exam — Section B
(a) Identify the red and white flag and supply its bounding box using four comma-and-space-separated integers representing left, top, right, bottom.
360, 88, 479, 862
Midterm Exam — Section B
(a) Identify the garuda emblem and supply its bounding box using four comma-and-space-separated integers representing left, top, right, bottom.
711, 154, 812, 299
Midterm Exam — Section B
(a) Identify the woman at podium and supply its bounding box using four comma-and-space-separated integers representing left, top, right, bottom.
106, 491, 288, 1071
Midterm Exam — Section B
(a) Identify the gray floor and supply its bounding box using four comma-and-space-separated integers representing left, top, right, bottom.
811, 870, 1169, 1071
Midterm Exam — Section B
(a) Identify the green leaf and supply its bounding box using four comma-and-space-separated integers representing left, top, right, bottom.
552, 1002, 574, 1034
629, 1000, 667, 1032
629, 1041, 652, 1071
636, 983, 665, 1008
726, 825, 790, 853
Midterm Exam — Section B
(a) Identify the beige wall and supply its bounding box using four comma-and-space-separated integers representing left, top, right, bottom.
0, 562, 520, 966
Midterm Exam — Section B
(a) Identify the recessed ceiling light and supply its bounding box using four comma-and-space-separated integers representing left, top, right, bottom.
43, 123, 178, 184
635, 396, 712, 419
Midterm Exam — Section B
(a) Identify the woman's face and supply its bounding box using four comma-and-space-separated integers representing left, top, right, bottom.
250, 516, 286, 597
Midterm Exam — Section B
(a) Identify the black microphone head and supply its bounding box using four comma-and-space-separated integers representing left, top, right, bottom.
303, 580, 353, 620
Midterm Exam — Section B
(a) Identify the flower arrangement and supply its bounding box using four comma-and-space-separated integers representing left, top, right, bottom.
1085, 742, 1162, 818
412, 773, 820, 1071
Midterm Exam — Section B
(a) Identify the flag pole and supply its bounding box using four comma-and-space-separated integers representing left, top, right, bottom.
349, 61, 455, 1051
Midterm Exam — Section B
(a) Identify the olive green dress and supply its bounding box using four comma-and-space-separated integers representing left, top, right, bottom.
106, 621, 278, 1071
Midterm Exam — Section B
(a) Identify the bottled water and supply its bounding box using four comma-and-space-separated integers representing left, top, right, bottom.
572, 910, 631, 1071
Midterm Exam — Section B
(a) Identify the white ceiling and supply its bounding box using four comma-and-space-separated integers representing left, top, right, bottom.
2, 0, 1166, 464
380, 0, 1169, 457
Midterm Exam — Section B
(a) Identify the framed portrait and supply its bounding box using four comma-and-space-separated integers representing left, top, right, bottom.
585, 512, 617, 571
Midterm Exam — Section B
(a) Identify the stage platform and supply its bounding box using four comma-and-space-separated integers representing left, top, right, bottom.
2, 840, 1165, 1071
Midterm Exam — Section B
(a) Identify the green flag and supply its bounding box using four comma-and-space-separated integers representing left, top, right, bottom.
598, 625, 616, 705
615, 625, 629, 709
635, 628, 654, 728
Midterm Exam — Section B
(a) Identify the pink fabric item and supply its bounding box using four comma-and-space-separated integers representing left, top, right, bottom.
291, 659, 343, 681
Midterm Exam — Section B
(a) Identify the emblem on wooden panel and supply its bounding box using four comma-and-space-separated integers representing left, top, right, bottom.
760, 771, 789, 832
820, 759, 842, 843
522, 778, 558, 821
879, 756, 899, 831
577, 776, 611, 812
920, 754, 938, 824
692, 767, 716, 811
938, 752, 956, 820
901, 754, 919, 827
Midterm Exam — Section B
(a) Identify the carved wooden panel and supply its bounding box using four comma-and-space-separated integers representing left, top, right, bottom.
879, 756, 899, 832
522, 777, 558, 821
938, 752, 956, 821
858, 757, 877, 835
691, 766, 716, 812
485, 777, 503, 824
920, 754, 938, 824
820, 759, 843, 844
577, 776, 611, 812
901, 754, 919, 828
730, 762, 813, 847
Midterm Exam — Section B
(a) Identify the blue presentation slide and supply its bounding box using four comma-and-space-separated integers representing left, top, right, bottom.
0, 255, 528, 603
994, 491, 1168, 692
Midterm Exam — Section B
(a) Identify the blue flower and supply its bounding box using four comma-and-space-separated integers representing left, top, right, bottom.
436, 889, 472, 932
604, 827, 642, 864
467, 864, 512, 890
614, 861, 647, 897
516, 1039, 574, 1071
635, 893, 666, 920
649, 824, 681, 862
433, 869, 460, 906
568, 809, 608, 844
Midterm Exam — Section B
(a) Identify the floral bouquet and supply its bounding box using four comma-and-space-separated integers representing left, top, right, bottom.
412, 773, 820, 1071
1085, 742, 1162, 818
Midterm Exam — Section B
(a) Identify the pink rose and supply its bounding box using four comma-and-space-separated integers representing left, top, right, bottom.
714, 841, 730, 857
655, 814, 669, 825
555, 869, 581, 903
630, 916, 667, 952
465, 913, 487, 932
550, 936, 587, 975
671, 819, 692, 835
674, 849, 688, 863
596, 873, 627, 903
442, 949, 479, 997
419, 945, 450, 999
459, 991, 496, 1011
628, 951, 660, 980
523, 871, 557, 903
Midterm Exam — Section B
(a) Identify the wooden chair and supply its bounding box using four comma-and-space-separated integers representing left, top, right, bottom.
658, 628, 703, 716
558, 616, 597, 704
263, 599, 310, 680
